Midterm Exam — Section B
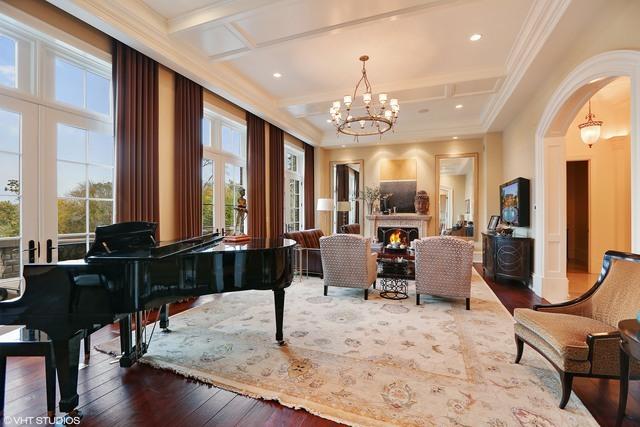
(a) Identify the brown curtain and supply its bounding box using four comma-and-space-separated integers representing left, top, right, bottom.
175, 74, 203, 238
247, 112, 266, 237
113, 40, 159, 226
268, 125, 284, 238
354, 170, 360, 224
335, 164, 349, 230
304, 143, 315, 229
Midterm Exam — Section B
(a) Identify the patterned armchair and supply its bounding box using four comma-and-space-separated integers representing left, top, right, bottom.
319, 234, 377, 300
414, 236, 474, 308
514, 251, 640, 408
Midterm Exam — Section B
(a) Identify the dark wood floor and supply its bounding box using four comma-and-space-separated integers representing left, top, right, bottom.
2, 265, 638, 426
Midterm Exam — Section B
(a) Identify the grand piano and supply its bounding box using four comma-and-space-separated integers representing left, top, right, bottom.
0, 222, 296, 415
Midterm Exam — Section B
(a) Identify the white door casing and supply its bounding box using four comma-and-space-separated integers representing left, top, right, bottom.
534, 50, 640, 302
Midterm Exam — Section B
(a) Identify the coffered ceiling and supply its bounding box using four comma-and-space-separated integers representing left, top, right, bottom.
48, 0, 591, 147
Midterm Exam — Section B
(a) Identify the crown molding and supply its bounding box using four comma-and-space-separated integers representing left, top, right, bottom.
320, 123, 486, 147
480, 0, 572, 131
48, 0, 324, 145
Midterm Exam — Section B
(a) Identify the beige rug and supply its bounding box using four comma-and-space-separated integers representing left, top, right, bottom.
98, 272, 598, 426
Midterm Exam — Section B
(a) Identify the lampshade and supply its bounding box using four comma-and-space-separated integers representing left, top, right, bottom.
336, 201, 351, 212
316, 198, 334, 211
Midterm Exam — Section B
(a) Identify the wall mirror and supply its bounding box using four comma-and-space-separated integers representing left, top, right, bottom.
435, 153, 478, 240
330, 160, 364, 234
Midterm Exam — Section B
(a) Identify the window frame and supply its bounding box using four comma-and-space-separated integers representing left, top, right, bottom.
284, 144, 304, 232
201, 106, 247, 235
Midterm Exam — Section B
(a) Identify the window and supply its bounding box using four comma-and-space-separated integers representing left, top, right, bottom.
57, 124, 114, 260
54, 57, 110, 116
221, 124, 243, 157
0, 34, 17, 88
285, 146, 304, 232
201, 109, 246, 235
224, 163, 244, 234
202, 159, 214, 234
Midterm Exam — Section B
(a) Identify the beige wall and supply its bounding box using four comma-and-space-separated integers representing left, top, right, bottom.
158, 66, 177, 241
317, 139, 486, 242
501, 0, 640, 239
5, 0, 111, 53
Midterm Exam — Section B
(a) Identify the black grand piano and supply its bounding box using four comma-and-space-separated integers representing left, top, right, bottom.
0, 222, 296, 415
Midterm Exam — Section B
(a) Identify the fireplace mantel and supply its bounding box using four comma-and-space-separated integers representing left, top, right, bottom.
366, 214, 432, 239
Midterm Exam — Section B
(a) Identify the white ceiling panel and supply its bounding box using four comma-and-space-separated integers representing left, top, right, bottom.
173, 24, 246, 56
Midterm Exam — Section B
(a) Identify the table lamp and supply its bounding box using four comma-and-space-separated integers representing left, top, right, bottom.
336, 201, 351, 227
317, 198, 334, 233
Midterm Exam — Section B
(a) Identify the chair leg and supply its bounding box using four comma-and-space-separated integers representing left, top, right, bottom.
364, 289, 368, 300
514, 335, 524, 364
559, 372, 573, 409
323, 285, 328, 296
416, 293, 420, 305
465, 298, 470, 310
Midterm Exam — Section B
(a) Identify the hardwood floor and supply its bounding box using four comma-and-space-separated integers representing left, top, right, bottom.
2, 265, 637, 426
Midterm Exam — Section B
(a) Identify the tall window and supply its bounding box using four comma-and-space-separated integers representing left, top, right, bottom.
201, 110, 246, 235
285, 145, 304, 232
0, 34, 17, 88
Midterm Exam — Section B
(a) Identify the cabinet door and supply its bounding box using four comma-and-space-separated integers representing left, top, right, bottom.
496, 240, 526, 279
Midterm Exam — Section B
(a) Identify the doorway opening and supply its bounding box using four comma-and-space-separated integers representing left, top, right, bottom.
566, 160, 589, 272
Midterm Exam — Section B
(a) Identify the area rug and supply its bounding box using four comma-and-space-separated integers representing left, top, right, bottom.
98, 272, 598, 426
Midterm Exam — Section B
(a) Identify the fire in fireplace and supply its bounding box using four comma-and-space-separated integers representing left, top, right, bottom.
378, 227, 419, 246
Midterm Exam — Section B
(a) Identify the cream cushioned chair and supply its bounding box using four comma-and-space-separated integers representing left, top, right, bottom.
414, 236, 474, 308
319, 234, 377, 300
514, 250, 640, 408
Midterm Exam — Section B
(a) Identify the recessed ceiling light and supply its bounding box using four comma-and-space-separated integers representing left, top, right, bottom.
326, 119, 332, 123
341, 145, 346, 148
455, 104, 464, 109
469, 34, 482, 42
273, 72, 282, 78
453, 136, 459, 139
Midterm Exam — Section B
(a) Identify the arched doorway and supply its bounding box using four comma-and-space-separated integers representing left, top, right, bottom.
534, 50, 640, 302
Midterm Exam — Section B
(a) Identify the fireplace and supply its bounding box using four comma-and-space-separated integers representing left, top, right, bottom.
378, 227, 419, 246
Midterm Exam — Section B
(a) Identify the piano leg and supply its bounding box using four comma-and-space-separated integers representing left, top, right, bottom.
273, 289, 285, 345
51, 332, 82, 414
160, 304, 170, 332
119, 315, 134, 367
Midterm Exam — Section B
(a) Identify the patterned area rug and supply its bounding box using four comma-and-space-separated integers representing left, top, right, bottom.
98, 272, 597, 426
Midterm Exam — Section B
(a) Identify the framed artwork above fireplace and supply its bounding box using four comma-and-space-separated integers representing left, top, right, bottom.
379, 158, 417, 213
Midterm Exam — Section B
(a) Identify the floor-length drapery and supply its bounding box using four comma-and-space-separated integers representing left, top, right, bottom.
269, 125, 284, 238
304, 143, 315, 229
175, 74, 203, 238
247, 112, 266, 237
112, 40, 159, 226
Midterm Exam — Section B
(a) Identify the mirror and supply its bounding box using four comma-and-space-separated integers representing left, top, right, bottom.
330, 160, 364, 234
435, 153, 478, 240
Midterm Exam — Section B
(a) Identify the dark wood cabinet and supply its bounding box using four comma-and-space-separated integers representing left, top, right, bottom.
482, 232, 533, 286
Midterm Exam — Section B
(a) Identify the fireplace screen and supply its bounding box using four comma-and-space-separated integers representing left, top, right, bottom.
377, 227, 419, 246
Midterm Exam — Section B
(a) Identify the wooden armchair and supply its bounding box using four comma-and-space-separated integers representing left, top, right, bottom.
514, 250, 640, 408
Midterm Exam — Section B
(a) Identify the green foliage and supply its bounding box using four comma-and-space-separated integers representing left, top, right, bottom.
0, 199, 19, 237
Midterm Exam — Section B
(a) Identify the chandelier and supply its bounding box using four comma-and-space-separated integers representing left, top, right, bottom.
578, 99, 603, 148
329, 55, 399, 140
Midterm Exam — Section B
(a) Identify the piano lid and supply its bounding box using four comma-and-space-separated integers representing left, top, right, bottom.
85, 222, 221, 262
192, 237, 297, 253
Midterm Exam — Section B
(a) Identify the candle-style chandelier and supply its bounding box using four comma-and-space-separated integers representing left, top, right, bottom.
329, 55, 399, 141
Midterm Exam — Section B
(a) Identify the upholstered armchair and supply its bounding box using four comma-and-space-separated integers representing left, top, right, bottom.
319, 234, 377, 300
340, 223, 361, 234
414, 236, 474, 308
283, 229, 324, 276
514, 251, 640, 408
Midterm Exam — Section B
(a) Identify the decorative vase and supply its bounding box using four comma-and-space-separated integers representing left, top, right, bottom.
414, 190, 429, 215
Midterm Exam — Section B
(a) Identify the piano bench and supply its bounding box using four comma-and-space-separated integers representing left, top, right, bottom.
0, 328, 57, 418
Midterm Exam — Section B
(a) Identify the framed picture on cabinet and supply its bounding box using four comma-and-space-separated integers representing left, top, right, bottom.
488, 215, 501, 231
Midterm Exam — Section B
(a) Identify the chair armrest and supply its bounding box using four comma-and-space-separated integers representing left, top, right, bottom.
587, 331, 621, 346
533, 294, 593, 316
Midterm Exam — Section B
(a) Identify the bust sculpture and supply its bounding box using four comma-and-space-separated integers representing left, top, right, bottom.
414, 190, 429, 215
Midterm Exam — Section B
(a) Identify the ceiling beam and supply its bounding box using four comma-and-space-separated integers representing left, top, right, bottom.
168, 0, 289, 34
279, 68, 505, 110
208, 0, 478, 62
